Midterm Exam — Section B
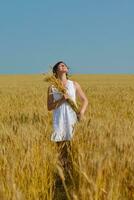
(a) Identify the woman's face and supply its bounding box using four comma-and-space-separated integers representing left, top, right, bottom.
57, 62, 69, 74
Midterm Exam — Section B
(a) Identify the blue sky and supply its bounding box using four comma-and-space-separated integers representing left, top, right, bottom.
0, 0, 134, 74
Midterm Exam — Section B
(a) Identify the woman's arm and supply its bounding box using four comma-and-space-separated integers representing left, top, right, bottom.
73, 81, 89, 120
47, 86, 69, 111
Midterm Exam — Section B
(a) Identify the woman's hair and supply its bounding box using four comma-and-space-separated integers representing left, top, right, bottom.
52, 61, 69, 79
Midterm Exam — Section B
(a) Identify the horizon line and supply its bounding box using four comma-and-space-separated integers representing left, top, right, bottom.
0, 73, 134, 75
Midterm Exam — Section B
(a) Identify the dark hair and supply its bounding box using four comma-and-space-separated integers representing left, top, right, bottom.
52, 61, 69, 79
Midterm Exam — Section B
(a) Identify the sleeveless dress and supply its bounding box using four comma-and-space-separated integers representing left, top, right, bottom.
50, 79, 78, 142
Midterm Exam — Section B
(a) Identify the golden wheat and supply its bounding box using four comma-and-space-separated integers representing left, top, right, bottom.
0, 74, 134, 200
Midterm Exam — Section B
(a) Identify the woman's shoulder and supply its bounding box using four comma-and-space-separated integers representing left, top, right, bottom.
48, 84, 55, 89
68, 80, 80, 91
48, 85, 59, 95
68, 79, 77, 84
47, 85, 55, 93
70, 80, 80, 87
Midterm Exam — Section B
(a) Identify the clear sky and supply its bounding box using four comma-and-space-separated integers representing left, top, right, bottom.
0, 0, 134, 74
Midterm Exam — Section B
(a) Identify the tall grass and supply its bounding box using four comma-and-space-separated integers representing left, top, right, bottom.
0, 74, 134, 200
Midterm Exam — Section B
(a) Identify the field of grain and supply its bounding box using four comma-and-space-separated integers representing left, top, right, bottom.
0, 74, 134, 200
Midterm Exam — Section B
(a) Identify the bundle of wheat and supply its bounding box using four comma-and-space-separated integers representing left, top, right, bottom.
43, 74, 79, 115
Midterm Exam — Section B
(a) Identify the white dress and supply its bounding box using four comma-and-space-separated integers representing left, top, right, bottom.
50, 79, 78, 142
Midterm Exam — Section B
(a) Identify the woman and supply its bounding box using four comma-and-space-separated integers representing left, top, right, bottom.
47, 61, 88, 169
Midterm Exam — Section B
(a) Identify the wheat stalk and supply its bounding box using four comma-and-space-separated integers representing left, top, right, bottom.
43, 74, 79, 114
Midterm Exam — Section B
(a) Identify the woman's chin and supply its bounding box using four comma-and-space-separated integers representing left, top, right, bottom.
59, 70, 68, 74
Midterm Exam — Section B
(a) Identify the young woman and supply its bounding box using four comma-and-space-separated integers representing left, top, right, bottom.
47, 61, 88, 169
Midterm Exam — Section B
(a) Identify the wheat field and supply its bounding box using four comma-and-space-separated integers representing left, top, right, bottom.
0, 74, 134, 200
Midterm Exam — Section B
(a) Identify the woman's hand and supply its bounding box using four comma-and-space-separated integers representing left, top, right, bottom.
61, 93, 70, 101
77, 110, 85, 122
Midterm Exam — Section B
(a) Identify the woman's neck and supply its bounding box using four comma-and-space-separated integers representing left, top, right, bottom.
57, 74, 67, 82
